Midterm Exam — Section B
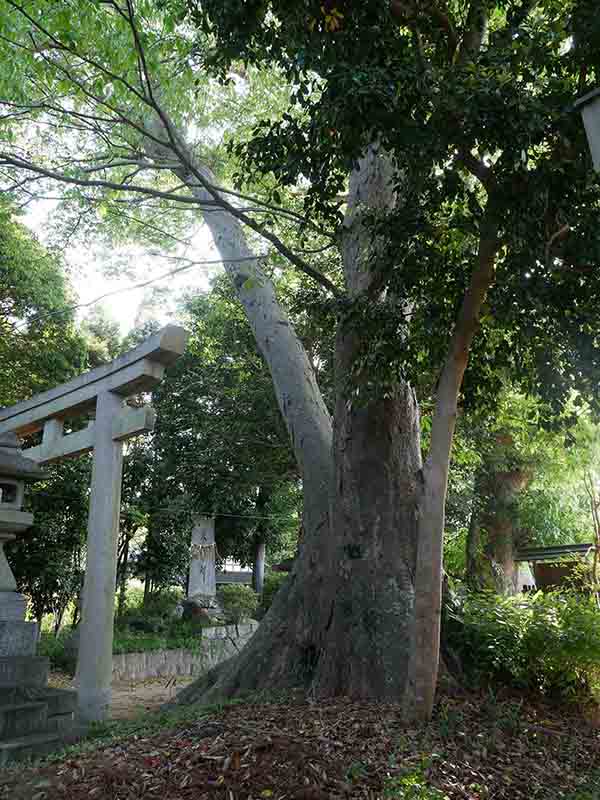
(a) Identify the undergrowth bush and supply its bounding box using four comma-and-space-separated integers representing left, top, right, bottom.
262, 572, 288, 612
39, 618, 205, 671
38, 631, 76, 673
218, 584, 258, 623
113, 619, 202, 654
141, 588, 184, 618
447, 590, 600, 702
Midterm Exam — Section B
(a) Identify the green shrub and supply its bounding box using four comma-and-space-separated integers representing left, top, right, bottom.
117, 587, 183, 624
142, 588, 184, 618
38, 631, 75, 673
218, 584, 258, 623
262, 572, 288, 612
447, 590, 600, 701
112, 620, 202, 654
39, 619, 205, 664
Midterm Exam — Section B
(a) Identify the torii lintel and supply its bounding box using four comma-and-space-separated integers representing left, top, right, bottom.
0, 325, 188, 437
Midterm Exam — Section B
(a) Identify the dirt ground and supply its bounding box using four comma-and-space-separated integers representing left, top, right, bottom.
49, 672, 195, 719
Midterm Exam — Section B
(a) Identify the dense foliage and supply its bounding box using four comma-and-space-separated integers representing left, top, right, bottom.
192, 0, 600, 415
0, 201, 86, 406
260, 571, 289, 613
447, 590, 600, 702
217, 584, 259, 623
145, 282, 301, 580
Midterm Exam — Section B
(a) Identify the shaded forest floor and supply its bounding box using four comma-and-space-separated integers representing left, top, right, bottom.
1, 688, 599, 799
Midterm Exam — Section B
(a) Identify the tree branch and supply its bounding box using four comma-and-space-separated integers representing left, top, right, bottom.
101, 0, 340, 293
456, 149, 494, 189
412, 204, 500, 720
3, 3, 339, 294
458, 0, 489, 63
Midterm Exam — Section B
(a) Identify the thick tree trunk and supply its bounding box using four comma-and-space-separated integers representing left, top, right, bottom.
177, 323, 422, 704
312, 322, 421, 699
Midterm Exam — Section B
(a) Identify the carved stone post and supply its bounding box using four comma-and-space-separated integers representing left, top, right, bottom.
188, 516, 217, 606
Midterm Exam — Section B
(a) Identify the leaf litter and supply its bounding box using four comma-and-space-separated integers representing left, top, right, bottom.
1, 688, 599, 799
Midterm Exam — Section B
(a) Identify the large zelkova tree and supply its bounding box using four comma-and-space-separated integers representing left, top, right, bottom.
0, 0, 599, 719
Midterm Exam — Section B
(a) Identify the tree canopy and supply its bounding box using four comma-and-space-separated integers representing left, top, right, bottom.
0, 201, 86, 406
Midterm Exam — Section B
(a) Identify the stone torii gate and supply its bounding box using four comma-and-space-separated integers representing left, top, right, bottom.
0, 325, 188, 723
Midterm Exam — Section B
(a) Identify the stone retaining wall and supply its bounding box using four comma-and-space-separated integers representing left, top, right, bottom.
111, 621, 258, 682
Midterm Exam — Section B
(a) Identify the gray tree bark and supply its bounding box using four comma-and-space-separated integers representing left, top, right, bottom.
252, 539, 266, 595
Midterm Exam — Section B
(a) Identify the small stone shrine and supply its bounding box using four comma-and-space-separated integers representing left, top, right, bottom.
0, 433, 77, 766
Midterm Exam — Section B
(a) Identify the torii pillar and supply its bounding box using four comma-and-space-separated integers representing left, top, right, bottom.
0, 326, 188, 723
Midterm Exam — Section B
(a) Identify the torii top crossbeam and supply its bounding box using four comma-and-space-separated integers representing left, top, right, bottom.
0, 325, 188, 439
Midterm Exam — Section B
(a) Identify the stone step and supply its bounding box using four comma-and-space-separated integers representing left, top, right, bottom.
0, 688, 17, 705
45, 711, 75, 734
0, 657, 49, 689
0, 701, 47, 739
21, 686, 78, 716
0, 731, 64, 767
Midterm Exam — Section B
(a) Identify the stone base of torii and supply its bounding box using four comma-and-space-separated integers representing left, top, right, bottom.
0, 326, 188, 724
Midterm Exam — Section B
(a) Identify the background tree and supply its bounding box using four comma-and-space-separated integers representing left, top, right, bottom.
443, 392, 597, 593
147, 279, 300, 594
80, 306, 122, 368
0, 200, 86, 406
8, 457, 90, 631
0, 199, 91, 628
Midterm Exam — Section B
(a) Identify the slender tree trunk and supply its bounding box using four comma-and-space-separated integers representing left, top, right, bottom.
253, 539, 266, 595
143, 574, 152, 606
411, 219, 500, 720
466, 478, 484, 590
53, 606, 66, 636
252, 487, 271, 595
71, 598, 80, 629
116, 535, 131, 618
145, 121, 333, 537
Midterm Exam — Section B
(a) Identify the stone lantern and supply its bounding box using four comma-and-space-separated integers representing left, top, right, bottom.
574, 87, 600, 172
0, 432, 44, 641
